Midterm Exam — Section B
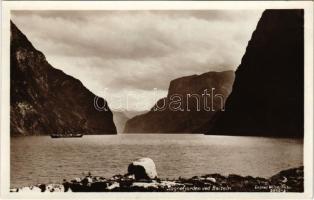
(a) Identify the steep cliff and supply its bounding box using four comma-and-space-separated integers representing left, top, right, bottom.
10, 21, 117, 136
208, 10, 304, 137
124, 71, 234, 133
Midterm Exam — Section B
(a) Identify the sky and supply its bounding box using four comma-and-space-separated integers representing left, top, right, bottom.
11, 10, 263, 111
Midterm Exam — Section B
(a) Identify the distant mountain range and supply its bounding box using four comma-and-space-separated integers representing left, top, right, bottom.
124, 71, 235, 133
113, 111, 147, 133
10, 21, 117, 136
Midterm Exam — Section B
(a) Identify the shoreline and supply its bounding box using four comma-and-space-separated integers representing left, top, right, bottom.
11, 134, 305, 139
11, 166, 303, 192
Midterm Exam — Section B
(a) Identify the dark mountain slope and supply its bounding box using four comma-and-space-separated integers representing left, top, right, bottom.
208, 10, 304, 137
10, 21, 117, 136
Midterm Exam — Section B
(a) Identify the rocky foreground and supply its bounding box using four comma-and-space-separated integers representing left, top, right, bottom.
11, 158, 303, 192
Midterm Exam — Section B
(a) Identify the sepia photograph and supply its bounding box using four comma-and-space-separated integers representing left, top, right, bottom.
0, 1, 313, 199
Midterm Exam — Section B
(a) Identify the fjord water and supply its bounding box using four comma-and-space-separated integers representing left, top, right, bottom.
11, 134, 303, 188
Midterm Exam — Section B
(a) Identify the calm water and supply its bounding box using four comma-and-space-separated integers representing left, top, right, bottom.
11, 134, 303, 188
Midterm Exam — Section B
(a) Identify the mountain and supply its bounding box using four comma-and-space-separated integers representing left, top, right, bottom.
10, 21, 117, 136
124, 110, 149, 119
113, 112, 129, 133
124, 71, 234, 133
208, 10, 304, 137
113, 111, 149, 133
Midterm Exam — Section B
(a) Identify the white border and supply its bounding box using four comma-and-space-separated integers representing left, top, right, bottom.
1, 1, 313, 199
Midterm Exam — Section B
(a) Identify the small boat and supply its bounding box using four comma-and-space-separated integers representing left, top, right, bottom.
50, 133, 83, 138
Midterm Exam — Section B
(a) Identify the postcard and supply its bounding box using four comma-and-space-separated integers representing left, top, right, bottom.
1, 1, 313, 199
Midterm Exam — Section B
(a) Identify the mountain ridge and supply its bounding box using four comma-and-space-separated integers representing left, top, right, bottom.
124, 70, 235, 133
10, 21, 117, 136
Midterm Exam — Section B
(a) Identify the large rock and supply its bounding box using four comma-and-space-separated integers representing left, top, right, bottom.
127, 158, 158, 180
10, 21, 117, 136
124, 71, 234, 133
208, 10, 304, 137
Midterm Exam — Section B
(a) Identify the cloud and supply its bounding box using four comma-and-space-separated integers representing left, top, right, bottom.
11, 10, 263, 111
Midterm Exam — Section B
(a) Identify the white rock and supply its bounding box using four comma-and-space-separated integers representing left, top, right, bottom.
18, 186, 41, 192
74, 177, 81, 182
125, 174, 135, 179
206, 177, 216, 183
159, 181, 180, 187
128, 157, 158, 180
46, 184, 65, 192
282, 176, 288, 183
131, 182, 159, 189
87, 177, 93, 183
107, 182, 120, 190
10, 188, 19, 192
